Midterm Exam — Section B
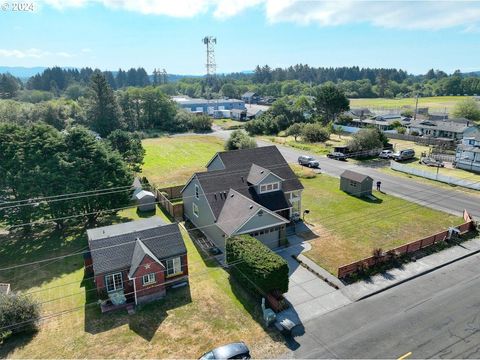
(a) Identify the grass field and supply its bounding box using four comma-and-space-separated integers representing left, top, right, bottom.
213, 118, 246, 130
301, 175, 462, 275
262, 134, 349, 155
0, 210, 284, 358
350, 96, 471, 111
141, 136, 224, 187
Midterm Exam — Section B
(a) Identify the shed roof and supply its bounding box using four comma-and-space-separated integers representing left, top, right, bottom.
135, 190, 155, 200
341, 170, 373, 183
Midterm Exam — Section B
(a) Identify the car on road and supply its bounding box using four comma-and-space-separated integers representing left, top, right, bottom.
392, 149, 415, 161
327, 152, 347, 161
298, 155, 320, 168
379, 150, 394, 159
199, 342, 251, 360
420, 157, 445, 167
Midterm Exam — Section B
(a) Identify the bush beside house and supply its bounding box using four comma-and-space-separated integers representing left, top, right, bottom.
226, 235, 289, 296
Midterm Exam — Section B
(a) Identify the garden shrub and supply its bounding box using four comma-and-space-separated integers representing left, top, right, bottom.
0, 293, 40, 341
226, 235, 289, 296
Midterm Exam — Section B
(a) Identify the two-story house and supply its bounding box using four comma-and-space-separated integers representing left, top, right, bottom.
181, 146, 303, 260
455, 130, 480, 173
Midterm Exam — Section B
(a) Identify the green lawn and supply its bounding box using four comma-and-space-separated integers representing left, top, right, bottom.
213, 118, 246, 130
261, 134, 349, 156
350, 96, 471, 111
0, 210, 284, 358
301, 175, 463, 275
140, 135, 224, 187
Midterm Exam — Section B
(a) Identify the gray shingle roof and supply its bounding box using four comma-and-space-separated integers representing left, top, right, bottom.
128, 239, 164, 278
409, 119, 471, 133
88, 220, 185, 275
135, 190, 155, 200
341, 170, 372, 183
87, 217, 166, 241
246, 164, 271, 185
216, 190, 288, 236
195, 148, 302, 218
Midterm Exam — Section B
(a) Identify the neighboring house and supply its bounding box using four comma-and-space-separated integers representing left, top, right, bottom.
0, 283, 11, 295
241, 91, 260, 104
87, 217, 188, 310
172, 96, 245, 114
455, 132, 480, 173
181, 146, 304, 260
135, 190, 156, 212
340, 170, 373, 197
246, 107, 264, 120
406, 119, 477, 140
346, 108, 373, 119
230, 109, 247, 121
348, 117, 410, 132
213, 109, 231, 119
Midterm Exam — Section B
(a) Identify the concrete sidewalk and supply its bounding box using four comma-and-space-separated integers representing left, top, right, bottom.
341, 236, 480, 301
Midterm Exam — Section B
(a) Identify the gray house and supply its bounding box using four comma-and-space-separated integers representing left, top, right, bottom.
455, 131, 480, 173
241, 91, 260, 104
340, 170, 373, 197
181, 146, 303, 260
406, 119, 477, 140
173, 96, 245, 115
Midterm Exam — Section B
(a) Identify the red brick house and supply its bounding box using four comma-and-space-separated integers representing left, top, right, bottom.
86, 217, 188, 310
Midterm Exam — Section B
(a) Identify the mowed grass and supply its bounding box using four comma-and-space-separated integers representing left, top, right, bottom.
141, 136, 224, 187
0, 211, 284, 358
350, 96, 471, 111
261, 134, 349, 156
212, 118, 246, 130
301, 175, 463, 275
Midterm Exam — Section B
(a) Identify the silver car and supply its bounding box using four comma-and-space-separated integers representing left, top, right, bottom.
298, 155, 320, 168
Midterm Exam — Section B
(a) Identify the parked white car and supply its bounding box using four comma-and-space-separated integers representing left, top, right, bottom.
379, 150, 394, 159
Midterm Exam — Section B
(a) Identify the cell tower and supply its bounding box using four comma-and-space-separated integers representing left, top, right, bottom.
202, 36, 217, 76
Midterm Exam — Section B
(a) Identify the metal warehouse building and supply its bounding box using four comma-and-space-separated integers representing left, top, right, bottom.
172, 96, 246, 115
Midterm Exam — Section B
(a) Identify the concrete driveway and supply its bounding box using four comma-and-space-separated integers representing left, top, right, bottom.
278, 236, 351, 324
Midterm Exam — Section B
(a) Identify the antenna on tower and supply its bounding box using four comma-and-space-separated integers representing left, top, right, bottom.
202, 36, 217, 77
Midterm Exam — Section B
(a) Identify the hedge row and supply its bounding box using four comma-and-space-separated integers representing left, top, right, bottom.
226, 235, 289, 295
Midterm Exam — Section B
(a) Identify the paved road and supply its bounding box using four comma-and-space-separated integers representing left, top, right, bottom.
285, 253, 480, 359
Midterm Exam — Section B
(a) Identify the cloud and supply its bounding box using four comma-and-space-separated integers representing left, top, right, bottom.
39, 0, 480, 30
0, 48, 73, 59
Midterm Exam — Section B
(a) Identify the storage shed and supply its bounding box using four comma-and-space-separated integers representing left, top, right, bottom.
340, 170, 373, 197
0, 283, 11, 295
134, 190, 156, 212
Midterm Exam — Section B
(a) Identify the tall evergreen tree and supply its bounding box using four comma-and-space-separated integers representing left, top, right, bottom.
87, 71, 124, 137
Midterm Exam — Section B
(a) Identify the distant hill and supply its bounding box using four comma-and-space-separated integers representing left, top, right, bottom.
0, 66, 47, 78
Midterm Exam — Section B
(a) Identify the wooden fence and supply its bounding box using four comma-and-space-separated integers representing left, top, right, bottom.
337, 210, 475, 279
154, 185, 184, 221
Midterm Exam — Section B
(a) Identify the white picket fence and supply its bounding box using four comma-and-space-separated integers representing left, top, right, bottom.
390, 161, 480, 191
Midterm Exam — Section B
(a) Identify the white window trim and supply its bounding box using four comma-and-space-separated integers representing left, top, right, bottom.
259, 182, 280, 194
166, 257, 182, 277
105, 272, 123, 293
142, 273, 156, 286
195, 184, 200, 200
193, 203, 199, 217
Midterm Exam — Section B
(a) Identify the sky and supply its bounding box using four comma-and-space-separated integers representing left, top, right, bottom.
1, 0, 480, 75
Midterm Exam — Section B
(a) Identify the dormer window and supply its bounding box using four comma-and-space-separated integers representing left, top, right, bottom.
260, 182, 279, 193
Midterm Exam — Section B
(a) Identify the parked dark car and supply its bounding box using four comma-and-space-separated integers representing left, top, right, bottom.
199, 342, 251, 360
327, 152, 347, 160
420, 157, 444, 167
298, 155, 320, 168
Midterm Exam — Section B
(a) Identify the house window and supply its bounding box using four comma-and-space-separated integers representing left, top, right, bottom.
142, 273, 156, 286
105, 272, 123, 293
350, 181, 357, 187
195, 184, 199, 199
193, 203, 199, 217
259, 182, 279, 193
166, 257, 182, 276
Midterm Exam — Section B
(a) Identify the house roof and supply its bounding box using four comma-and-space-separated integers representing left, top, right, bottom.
132, 177, 142, 189
87, 217, 166, 241
242, 91, 257, 98
247, 164, 272, 185
88, 219, 185, 275
408, 119, 471, 133
192, 146, 302, 219
128, 239, 164, 278
135, 190, 155, 200
341, 170, 373, 183
0, 283, 10, 295
216, 189, 288, 236
458, 145, 480, 153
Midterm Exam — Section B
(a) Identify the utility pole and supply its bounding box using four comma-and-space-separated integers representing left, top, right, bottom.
413, 93, 419, 122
